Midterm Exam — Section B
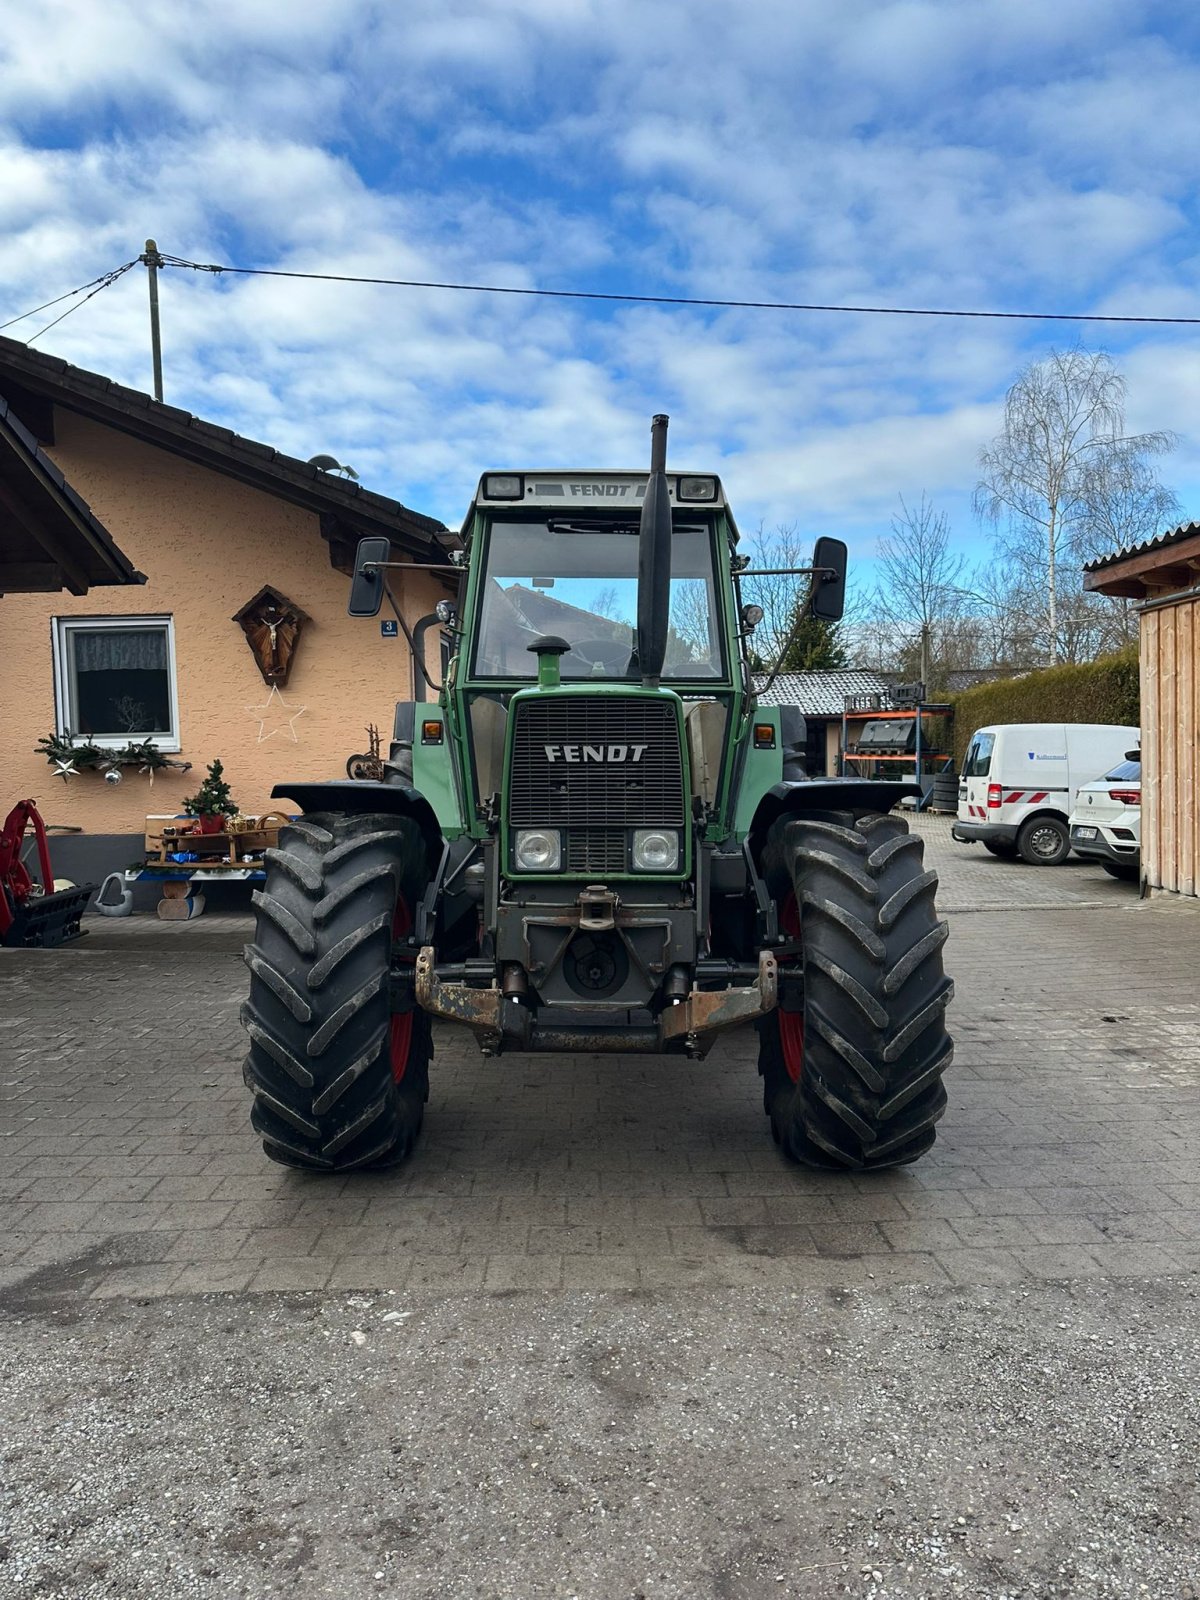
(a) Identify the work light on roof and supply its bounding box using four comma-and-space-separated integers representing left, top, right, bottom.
677, 475, 717, 501
483, 474, 523, 499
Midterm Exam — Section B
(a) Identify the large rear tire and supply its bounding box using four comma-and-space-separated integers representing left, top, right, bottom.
241, 811, 431, 1172
758, 811, 953, 1170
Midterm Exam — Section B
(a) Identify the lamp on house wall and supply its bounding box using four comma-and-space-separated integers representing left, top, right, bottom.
233, 585, 310, 687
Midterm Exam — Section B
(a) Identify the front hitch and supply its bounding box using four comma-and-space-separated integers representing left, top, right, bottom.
414, 946, 778, 1058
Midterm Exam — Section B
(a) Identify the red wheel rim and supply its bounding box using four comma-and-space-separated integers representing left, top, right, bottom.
389, 893, 413, 1083
778, 890, 804, 1084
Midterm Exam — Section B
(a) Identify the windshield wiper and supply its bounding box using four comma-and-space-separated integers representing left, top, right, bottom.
545, 518, 706, 535
545, 518, 640, 534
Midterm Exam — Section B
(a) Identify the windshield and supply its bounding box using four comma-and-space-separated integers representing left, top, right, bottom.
472, 519, 722, 679
962, 732, 994, 777
1103, 758, 1141, 782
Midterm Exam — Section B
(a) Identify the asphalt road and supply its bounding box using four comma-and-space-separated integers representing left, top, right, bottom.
2, 1277, 1198, 1599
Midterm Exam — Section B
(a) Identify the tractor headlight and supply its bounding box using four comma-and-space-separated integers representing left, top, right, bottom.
632, 829, 679, 872
514, 828, 561, 871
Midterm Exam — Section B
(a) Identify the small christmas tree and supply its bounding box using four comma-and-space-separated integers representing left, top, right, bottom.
182, 759, 238, 819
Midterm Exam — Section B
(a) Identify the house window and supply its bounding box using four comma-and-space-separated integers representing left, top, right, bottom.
52, 616, 180, 751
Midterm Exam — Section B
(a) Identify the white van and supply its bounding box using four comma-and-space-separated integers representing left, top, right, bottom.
952, 722, 1140, 865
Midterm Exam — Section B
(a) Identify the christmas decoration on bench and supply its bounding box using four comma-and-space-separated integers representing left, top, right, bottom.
181, 759, 240, 834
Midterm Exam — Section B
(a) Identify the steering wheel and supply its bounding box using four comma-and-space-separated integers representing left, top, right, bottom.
569, 637, 633, 673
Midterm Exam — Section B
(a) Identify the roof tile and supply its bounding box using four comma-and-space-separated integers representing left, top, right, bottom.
188, 418, 236, 442
1083, 519, 1200, 573
235, 437, 277, 459
107, 383, 151, 408
753, 669, 892, 715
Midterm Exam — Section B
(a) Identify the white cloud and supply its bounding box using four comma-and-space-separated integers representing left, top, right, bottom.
0, 0, 1196, 554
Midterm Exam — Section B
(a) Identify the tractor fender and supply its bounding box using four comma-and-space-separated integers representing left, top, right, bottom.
747, 779, 922, 864
269, 781, 445, 873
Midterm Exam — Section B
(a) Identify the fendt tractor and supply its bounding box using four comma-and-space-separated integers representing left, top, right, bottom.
240, 416, 953, 1174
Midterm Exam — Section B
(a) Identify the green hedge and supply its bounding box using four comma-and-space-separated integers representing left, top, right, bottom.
951, 648, 1140, 764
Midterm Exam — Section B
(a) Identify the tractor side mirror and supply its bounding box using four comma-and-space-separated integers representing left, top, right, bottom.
809, 536, 847, 622
348, 536, 391, 618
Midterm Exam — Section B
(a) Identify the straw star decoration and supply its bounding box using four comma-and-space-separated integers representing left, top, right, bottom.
246, 684, 308, 743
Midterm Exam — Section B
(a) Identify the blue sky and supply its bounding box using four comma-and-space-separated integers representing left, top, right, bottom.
3, 0, 1200, 577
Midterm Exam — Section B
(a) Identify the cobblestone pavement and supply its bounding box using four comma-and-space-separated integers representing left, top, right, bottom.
909, 808, 1139, 911
2, 816, 1196, 1301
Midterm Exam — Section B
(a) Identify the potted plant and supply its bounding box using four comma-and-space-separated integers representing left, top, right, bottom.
181, 759, 239, 834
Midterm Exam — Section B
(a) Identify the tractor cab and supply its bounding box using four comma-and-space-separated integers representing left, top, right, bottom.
453, 461, 740, 870
465, 471, 729, 683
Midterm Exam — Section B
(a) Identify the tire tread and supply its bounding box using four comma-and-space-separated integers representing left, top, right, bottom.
240, 811, 431, 1172
758, 810, 953, 1171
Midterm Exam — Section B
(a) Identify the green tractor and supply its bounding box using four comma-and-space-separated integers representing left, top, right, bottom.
240, 416, 952, 1173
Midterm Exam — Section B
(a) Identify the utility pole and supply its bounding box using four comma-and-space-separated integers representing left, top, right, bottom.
141, 239, 164, 402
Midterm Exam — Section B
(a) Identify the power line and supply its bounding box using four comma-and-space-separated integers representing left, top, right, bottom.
26, 262, 139, 345
156, 252, 1200, 325
0, 262, 139, 336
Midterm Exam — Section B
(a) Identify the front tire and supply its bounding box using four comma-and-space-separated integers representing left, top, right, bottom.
758, 812, 953, 1170
241, 811, 431, 1171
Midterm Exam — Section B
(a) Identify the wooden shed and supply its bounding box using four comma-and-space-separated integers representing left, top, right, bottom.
1085, 522, 1200, 898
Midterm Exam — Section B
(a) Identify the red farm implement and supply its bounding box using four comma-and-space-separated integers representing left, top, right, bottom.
0, 800, 94, 948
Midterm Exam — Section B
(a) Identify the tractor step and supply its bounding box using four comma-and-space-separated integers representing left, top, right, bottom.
1, 883, 96, 948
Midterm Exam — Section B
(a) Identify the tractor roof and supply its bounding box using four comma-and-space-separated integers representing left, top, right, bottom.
464, 470, 739, 540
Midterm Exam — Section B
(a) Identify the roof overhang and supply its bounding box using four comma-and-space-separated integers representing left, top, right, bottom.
0, 398, 144, 595
0, 334, 452, 566
1084, 524, 1200, 600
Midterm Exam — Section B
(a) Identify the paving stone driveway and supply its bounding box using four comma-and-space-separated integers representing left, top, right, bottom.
2, 819, 1197, 1301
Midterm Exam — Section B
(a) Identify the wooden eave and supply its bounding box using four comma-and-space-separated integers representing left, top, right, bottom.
0, 334, 454, 568
1084, 530, 1200, 600
0, 399, 144, 595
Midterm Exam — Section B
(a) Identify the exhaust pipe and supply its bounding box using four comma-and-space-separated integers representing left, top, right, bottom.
637, 413, 672, 687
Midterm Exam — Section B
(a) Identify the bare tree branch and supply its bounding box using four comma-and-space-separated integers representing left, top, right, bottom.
975, 345, 1178, 665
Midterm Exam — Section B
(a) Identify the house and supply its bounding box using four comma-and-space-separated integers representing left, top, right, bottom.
1084, 521, 1200, 898
0, 336, 454, 889
753, 669, 893, 774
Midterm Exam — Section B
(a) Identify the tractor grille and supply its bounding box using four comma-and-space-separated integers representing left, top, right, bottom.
509, 696, 686, 830
565, 828, 627, 874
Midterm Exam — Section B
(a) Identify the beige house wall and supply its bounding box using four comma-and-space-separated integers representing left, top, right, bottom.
0, 411, 449, 835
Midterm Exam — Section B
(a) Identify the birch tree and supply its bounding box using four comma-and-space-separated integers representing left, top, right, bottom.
974, 347, 1177, 666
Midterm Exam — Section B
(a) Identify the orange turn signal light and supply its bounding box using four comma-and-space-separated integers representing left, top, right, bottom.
421, 720, 444, 744
753, 723, 776, 749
